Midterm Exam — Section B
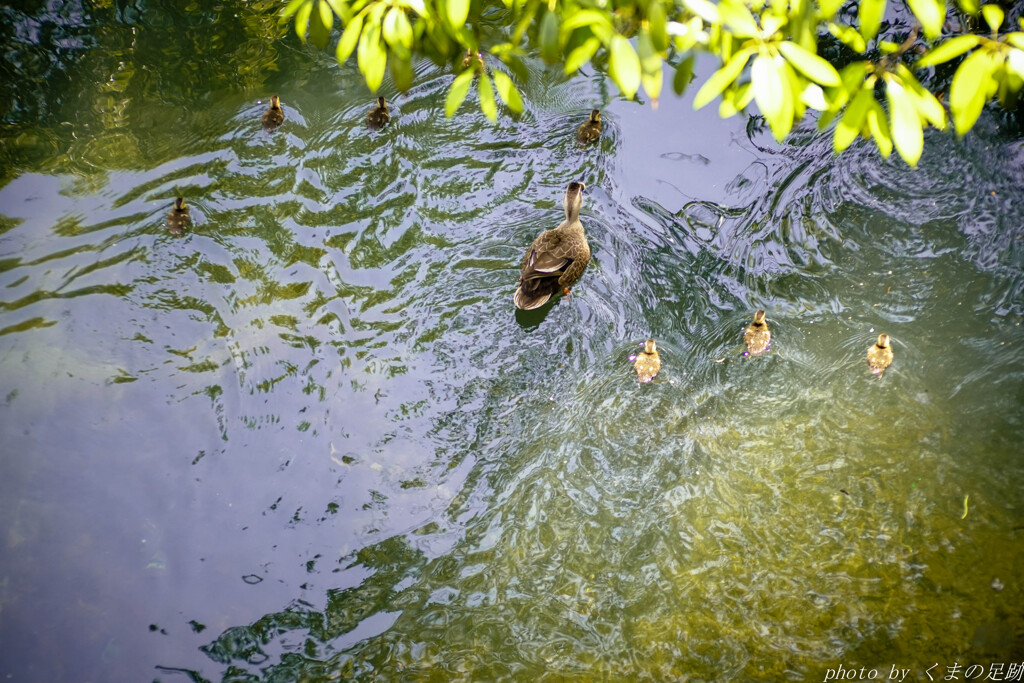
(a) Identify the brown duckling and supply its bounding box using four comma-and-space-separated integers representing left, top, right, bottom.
514, 182, 590, 310
367, 96, 391, 130
167, 197, 190, 236
868, 333, 893, 376
634, 338, 661, 383
743, 309, 771, 355
577, 109, 602, 144
262, 95, 284, 131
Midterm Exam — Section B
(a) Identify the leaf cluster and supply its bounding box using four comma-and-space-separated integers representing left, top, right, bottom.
280, 0, 1024, 165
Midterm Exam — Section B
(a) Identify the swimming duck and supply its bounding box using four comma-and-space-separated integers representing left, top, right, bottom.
868, 333, 893, 375
577, 110, 602, 144
514, 182, 590, 310
262, 95, 284, 131
367, 96, 390, 129
167, 197, 190, 236
744, 309, 771, 355
634, 338, 661, 383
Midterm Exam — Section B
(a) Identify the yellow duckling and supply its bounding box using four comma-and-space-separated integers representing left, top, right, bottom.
634, 338, 661, 383
262, 95, 284, 131
743, 309, 771, 355
577, 109, 602, 144
514, 182, 590, 310
868, 333, 893, 376
167, 197, 190, 236
367, 96, 391, 130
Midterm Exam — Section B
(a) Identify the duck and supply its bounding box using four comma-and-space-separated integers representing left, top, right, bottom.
634, 338, 661, 383
743, 309, 771, 355
577, 110, 602, 144
514, 182, 591, 310
367, 96, 390, 129
167, 197, 190, 236
867, 333, 893, 375
262, 95, 284, 131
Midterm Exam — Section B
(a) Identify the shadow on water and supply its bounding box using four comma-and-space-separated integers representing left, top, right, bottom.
1, 2, 1024, 682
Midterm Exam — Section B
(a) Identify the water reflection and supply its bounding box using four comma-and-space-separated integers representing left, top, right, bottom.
1, 6, 1023, 681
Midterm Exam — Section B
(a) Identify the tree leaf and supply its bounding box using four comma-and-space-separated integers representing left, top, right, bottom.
318, 0, 334, 34
907, 0, 945, 41
719, 0, 759, 38
391, 55, 414, 91
383, 7, 413, 53
981, 4, 1004, 33
834, 85, 874, 152
325, 0, 347, 20
336, 13, 364, 63
828, 22, 867, 53
682, 0, 719, 24
446, 0, 470, 29
565, 37, 600, 74
865, 99, 893, 158
915, 35, 981, 67
1007, 34, 1024, 51
693, 47, 754, 109
957, 0, 979, 12
778, 41, 841, 86
642, 66, 664, 108
358, 21, 387, 91
752, 53, 793, 140
638, 29, 661, 75
492, 70, 524, 113
478, 71, 497, 121
445, 69, 475, 117
887, 80, 923, 166
896, 65, 947, 128
858, 0, 886, 42
818, 0, 844, 19
1009, 48, 1024, 80
281, 0, 309, 23
308, 0, 331, 48
609, 35, 642, 99
539, 11, 560, 63
295, 0, 313, 43
950, 50, 995, 136
673, 54, 696, 95
648, 1, 669, 52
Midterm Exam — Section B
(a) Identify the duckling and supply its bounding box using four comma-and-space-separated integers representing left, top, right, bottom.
262, 95, 284, 131
577, 109, 602, 145
367, 96, 390, 130
868, 333, 893, 376
514, 182, 590, 310
167, 197, 190, 236
634, 338, 661, 383
743, 309, 771, 355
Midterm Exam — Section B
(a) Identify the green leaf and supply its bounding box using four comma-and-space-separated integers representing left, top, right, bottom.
638, 29, 661, 75
957, 0, 979, 12
325, 0, 347, 20
648, 1, 669, 52
896, 65, 947, 128
950, 50, 995, 136
492, 70, 524, 113
865, 99, 893, 158
673, 54, 696, 95
391, 55, 413, 91
445, 69, 475, 117
383, 8, 413, 52
777, 41, 841, 86
915, 35, 981, 67
309, 0, 332, 48
887, 80, 923, 166
609, 35, 642, 99
752, 53, 793, 141
478, 72, 497, 121
318, 0, 334, 33
834, 85, 874, 152
828, 22, 867, 53
560, 10, 613, 36
1009, 48, 1024, 79
446, 0, 470, 30
858, 0, 886, 42
643, 66, 664, 107
907, 0, 945, 41
982, 4, 1004, 32
336, 13, 364, 63
540, 11, 560, 64
565, 37, 600, 74
818, 0, 844, 19
358, 22, 387, 91
281, 0, 309, 23
295, 0, 313, 43
693, 47, 754, 109
682, 0, 719, 24
1007, 34, 1024, 51
719, 0, 759, 38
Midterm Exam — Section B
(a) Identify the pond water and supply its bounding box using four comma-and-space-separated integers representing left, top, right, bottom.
1, 3, 1023, 681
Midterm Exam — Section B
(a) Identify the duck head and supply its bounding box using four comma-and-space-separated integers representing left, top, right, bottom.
377, 96, 387, 109
563, 181, 585, 219
174, 197, 187, 211
876, 333, 890, 348
644, 338, 657, 354
753, 309, 766, 325
269, 95, 281, 110
589, 110, 601, 123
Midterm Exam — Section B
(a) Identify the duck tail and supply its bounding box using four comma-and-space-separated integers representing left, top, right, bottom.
514, 286, 551, 310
